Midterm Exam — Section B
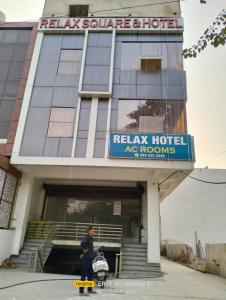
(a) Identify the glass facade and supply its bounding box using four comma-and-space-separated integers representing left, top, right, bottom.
43, 196, 140, 243
48, 107, 75, 137
93, 99, 109, 158
0, 29, 31, 139
75, 98, 92, 157
19, 32, 189, 158
111, 99, 187, 134
58, 49, 82, 75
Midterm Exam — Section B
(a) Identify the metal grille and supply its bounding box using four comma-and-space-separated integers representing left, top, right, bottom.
0, 201, 11, 228
2, 173, 17, 203
0, 169, 6, 197
0, 169, 18, 229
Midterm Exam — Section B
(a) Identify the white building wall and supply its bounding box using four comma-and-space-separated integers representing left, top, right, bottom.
0, 230, 15, 263
147, 181, 160, 263
11, 174, 34, 254
161, 169, 226, 255
43, 0, 181, 18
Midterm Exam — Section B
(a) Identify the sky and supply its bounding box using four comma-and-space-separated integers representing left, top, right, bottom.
0, 0, 225, 169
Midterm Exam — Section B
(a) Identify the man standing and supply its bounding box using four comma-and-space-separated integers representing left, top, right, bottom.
79, 225, 97, 296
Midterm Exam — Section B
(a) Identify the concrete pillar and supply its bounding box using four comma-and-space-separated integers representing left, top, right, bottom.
28, 179, 45, 220
11, 173, 34, 254
147, 180, 160, 264
141, 191, 147, 243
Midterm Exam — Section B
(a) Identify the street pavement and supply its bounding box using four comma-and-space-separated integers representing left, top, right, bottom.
0, 258, 226, 300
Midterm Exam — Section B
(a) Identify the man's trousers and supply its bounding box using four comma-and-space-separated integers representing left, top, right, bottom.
79, 257, 94, 294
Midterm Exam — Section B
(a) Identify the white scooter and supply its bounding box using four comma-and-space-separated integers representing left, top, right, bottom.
92, 246, 109, 288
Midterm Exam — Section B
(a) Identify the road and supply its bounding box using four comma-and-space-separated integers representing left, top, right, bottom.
0, 258, 226, 300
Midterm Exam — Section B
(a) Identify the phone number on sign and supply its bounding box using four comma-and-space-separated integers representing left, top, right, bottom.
134, 153, 166, 158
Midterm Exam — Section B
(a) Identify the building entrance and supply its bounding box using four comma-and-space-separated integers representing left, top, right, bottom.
42, 184, 143, 243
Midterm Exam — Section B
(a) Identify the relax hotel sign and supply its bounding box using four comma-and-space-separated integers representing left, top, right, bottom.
38, 17, 183, 32
109, 133, 194, 161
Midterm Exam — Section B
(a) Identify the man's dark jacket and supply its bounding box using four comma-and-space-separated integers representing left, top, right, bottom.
80, 234, 94, 259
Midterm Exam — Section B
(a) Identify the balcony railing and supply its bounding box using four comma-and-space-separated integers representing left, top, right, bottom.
26, 221, 123, 243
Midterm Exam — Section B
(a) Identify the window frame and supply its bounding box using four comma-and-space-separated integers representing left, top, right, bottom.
57, 49, 82, 75
69, 5, 89, 17
47, 107, 76, 138
74, 98, 92, 158
140, 57, 162, 72
111, 99, 187, 135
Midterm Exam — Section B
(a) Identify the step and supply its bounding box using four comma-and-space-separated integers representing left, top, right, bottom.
122, 255, 147, 262
12, 257, 29, 265
123, 244, 147, 249
14, 262, 29, 268
122, 251, 147, 257
24, 241, 44, 247
122, 260, 148, 266
24, 238, 45, 243
23, 246, 42, 251
14, 254, 30, 262
20, 249, 33, 255
121, 264, 160, 272
23, 245, 43, 250
24, 239, 44, 243
12, 253, 30, 260
45, 261, 80, 266
122, 247, 147, 253
120, 270, 162, 278
24, 238, 45, 242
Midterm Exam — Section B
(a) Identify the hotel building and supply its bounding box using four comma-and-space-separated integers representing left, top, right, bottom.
0, 1, 195, 277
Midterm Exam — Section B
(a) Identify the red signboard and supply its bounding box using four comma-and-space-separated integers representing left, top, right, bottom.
38, 17, 183, 32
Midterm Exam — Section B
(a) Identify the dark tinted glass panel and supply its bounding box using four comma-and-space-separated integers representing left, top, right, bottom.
94, 99, 108, 158
43, 196, 140, 243
0, 121, 10, 138
0, 29, 31, 139
0, 45, 14, 61
113, 99, 187, 134
69, 5, 89, 17
74, 98, 92, 157
2, 30, 18, 43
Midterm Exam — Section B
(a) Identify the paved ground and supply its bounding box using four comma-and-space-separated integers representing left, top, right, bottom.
0, 258, 226, 300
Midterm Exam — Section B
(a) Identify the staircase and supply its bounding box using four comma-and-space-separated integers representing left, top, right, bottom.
11, 238, 45, 269
120, 243, 162, 278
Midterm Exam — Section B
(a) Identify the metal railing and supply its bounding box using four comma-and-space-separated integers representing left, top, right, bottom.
55, 222, 123, 243
26, 221, 54, 239
115, 253, 122, 278
27, 221, 123, 273
28, 224, 54, 272
26, 221, 123, 243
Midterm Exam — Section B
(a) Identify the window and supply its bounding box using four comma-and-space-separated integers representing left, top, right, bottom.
93, 99, 109, 158
0, 169, 18, 229
58, 49, 82, 75
141, 58, 161, 72
0, 29, 31, 139
2, 30, 18, 44
69, 5, 89, 17
111, 99, 186, 134
47, 107, 75, 137
75, 98, 92, 157
60, 49, 82, 62
58, 62, 81, 75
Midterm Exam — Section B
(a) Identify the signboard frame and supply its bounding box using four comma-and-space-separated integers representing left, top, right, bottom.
108, 133, 194, 161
